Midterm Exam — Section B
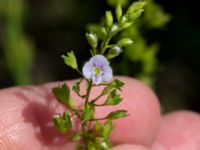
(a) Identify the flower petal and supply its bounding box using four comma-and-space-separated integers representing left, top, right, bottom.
92, 75, 102, 85
102, 65, 113, 82
90, 55, 109, 67
82, 62, 93, 79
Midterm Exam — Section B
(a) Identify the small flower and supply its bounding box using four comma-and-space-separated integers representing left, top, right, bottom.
82, 55, 113, 85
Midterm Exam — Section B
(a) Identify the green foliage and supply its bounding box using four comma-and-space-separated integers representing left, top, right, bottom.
53, 83, 76, 109
107, 46, 122, 59
105, 90, 123, 105
104, 0, 170, 87
86, 33, 98, 50
116, 4, 122, 22
53, 112, 72, 134
102, 79, 124, 95
0, 0, 35, 85
62, 51, 78, 70
106, 110, 128, 119
96, 120, 114, 138
83, 104, 95, 121
105, 11, 114, 28
107, 0, 129, 7
117, 38, 133, 46
72, 80, 81, 95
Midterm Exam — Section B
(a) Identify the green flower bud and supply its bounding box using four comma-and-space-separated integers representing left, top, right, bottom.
107, 46, 122, 59
106, 11, 113, 27
116, 4, 122, 22
111, 24, 118, 33
117, 38, 133, 46
126, 1, 146, 14
86, 32, 98, 48
120, 16, 127, 24
62, 51, 78, 70
101, 27, 107, 38
121, 22, 133, 29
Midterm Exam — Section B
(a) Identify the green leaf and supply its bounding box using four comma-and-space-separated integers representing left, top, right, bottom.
72, 80, 81, 95
102, 119, 114, 137
116, 4, 122, 22
95, 121, 103, 134
53, 83, 69, 105
105, 90, 123, 105
62, 51, 78, 70
53, 112, 72, 134
95, 120, 114, 138
107, 110, 128, 119
53, 83, 76, 109
83, 104, 95, 121
102, 79, 124, 94
117, 38, 133, 46
72, 131, 83, 141
88, 141, 96, 150
106, 11, 113, 27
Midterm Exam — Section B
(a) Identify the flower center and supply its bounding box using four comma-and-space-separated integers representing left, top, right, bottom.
93, 67, 101, 75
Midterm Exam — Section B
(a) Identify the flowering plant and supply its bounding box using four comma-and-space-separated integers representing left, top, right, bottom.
52, 1, 145, 150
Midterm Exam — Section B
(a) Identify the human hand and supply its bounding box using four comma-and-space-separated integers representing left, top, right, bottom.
0, 76, 199, 150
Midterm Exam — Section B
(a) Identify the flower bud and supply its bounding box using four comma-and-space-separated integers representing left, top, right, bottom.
107, 46, 122, 59
117, 38, 133, 46
86, 32, 98, 48
101, 27, 107, 38
121, 22, 133, 29
111, 24, 118, 33
126, 1, 146, 14
120, 16, 127, 24
106, 11, 113, 27
116, 4, 122, 22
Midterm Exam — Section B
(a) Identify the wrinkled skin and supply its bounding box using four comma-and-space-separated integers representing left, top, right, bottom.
0, 76, 200, 150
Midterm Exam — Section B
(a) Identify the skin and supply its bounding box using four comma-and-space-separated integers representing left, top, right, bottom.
151, 111, 200, 150
0, 76, 199, 150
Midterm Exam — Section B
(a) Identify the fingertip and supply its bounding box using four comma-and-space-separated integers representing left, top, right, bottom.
95, 76, 161, 146
152, 110, 200, 150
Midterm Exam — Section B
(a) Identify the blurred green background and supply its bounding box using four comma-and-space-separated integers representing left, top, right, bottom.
0, 0, 199, 113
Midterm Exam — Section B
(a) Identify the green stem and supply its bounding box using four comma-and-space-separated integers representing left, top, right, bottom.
82, 80, 93, 147
91, 93, 105, 103
101, 35, 112, 55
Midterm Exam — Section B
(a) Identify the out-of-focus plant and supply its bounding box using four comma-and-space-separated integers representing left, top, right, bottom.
88, 0, 170, 87
0, 0, 34, 85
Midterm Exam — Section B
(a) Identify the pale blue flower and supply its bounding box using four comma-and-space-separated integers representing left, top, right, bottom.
82, 55, 113, 85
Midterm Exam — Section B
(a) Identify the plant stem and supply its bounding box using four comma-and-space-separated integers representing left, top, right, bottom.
82, 80, 93, 147
101, 35, 112, 54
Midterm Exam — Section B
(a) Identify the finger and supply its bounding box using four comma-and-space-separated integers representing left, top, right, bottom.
111, 144, 150, 150
44, 76, 161, 146
0, 76, 160, 149
0, 85, 77, 150
151, 111, 200, 150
